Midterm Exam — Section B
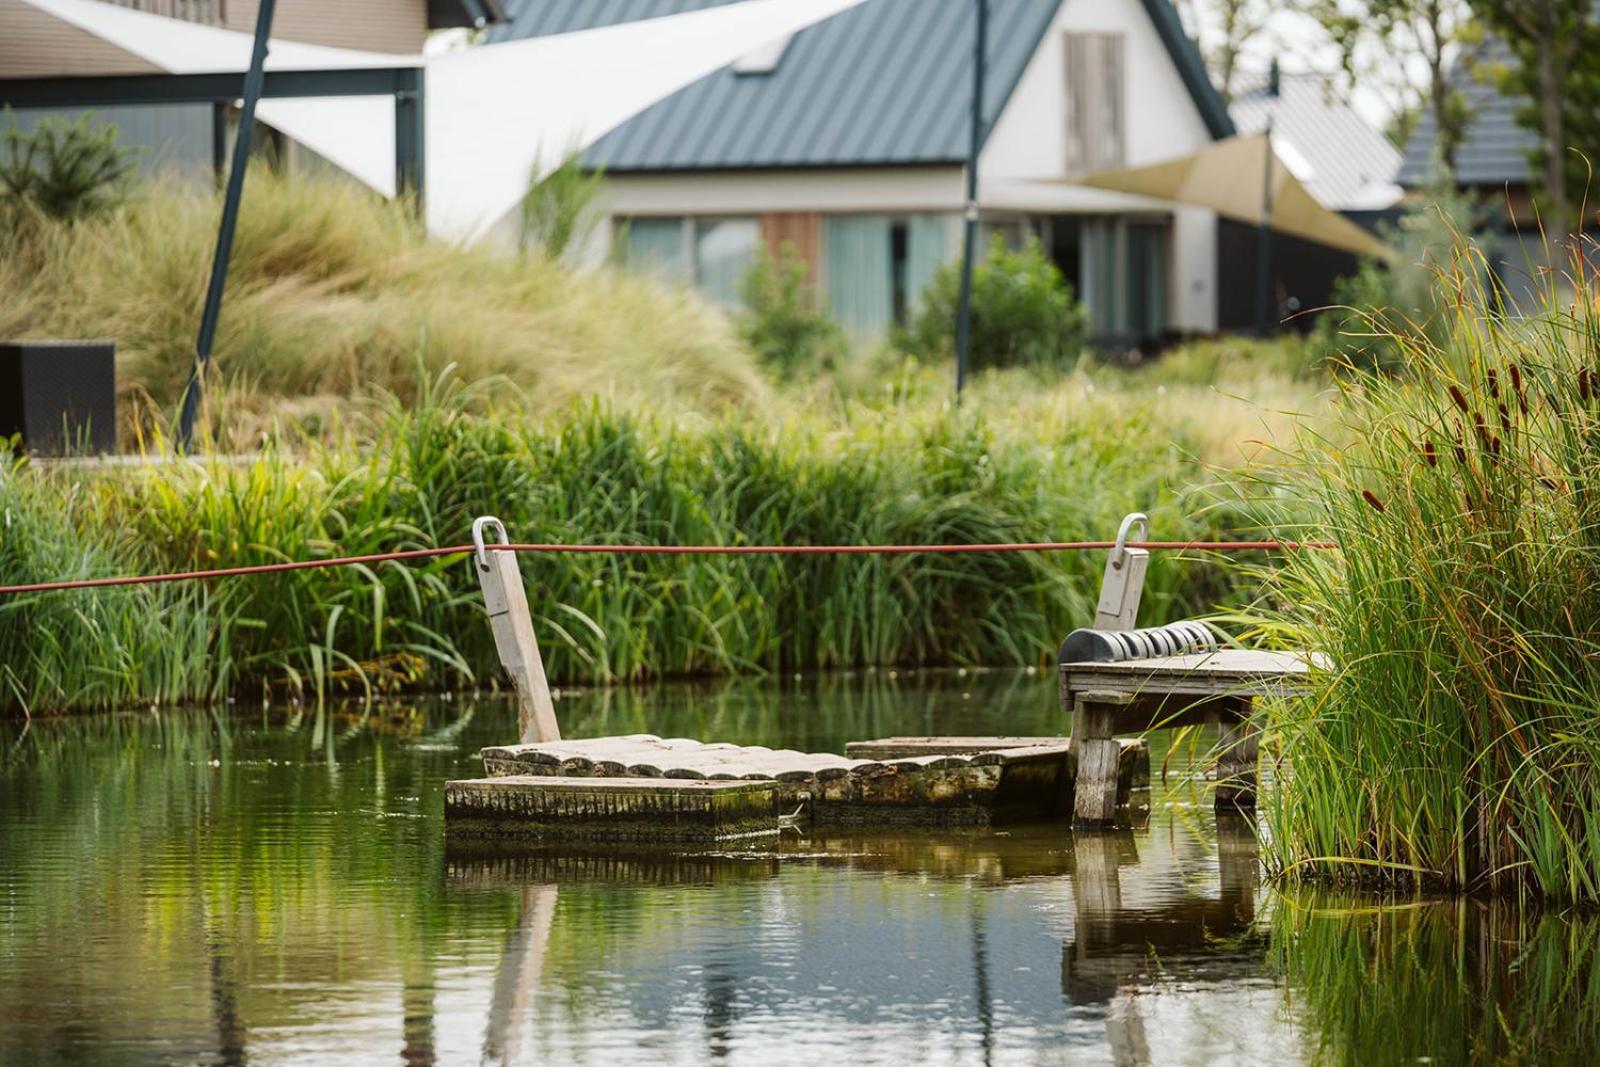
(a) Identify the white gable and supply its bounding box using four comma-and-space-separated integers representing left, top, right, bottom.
981, 0, 1214, 182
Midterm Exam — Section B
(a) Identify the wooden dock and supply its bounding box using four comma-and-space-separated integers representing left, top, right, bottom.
446, 734, 1148, 841
1062, 648, 1318, 827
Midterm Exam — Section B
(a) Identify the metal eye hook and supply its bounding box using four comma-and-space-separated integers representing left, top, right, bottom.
1111, 512, 1149, 570
472, 515, 510, 572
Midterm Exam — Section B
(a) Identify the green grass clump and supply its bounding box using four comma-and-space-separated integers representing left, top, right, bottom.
0, 168, 767, 440
1258, 249, 1600, 901
0, 371, 1275, 715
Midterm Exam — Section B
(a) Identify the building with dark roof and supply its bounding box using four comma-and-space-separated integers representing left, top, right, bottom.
489, 0, 1238, 344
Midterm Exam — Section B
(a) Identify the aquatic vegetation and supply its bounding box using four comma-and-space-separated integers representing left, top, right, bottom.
1258, 245, 1600, 901
1274, 894, 1600, 1064
0, 372, 1278, 714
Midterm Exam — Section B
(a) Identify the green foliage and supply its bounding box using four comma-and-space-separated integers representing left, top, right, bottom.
897, 236, 1088, 373
736, 244, 848, 378
1471, 0, 1600, 229
0, 372, 1273, 714
1314, 169, 1485, 373
0, 110, 137, 221
518, 151, 605, 260
1258, 241, 1600, 902
1302, 2, 1474, 164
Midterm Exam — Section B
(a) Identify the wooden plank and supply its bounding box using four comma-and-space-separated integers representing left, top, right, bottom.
844, 736, 1071, 759
444, 776, 779, 842
475, 543, 560, 744
1061, 649, 1322, 700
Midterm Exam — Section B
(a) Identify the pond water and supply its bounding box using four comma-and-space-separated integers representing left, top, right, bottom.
2, 671, 1597, 1065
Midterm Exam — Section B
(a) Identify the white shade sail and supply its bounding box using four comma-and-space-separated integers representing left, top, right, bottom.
1052, 133, 1389, 259
15, 0, 870, 237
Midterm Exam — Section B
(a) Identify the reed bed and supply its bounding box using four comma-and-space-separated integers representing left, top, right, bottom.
0, 373, 1275, 715
1258, 246, 1600, 902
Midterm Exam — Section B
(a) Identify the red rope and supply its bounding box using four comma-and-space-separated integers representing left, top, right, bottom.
0, 539, 1337, 597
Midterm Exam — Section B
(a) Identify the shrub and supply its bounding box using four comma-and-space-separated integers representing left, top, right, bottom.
0, 110, 137, 221
897, 236, 1088, 372
736, 244, 849, 378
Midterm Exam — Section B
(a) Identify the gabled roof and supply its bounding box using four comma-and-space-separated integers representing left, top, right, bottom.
486, 0, 1234, 173
1398, 36, 1534, 187
1231, 71, 1401, 211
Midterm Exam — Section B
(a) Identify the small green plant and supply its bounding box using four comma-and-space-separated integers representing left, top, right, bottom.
736, 244, 849, 378
897, 236, 1088, 372
518, 151, 605, 260
0, 110, 137, 221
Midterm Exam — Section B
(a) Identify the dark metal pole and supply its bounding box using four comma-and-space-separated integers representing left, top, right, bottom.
954, 0, 987, 399
176, 0, 276, 452
1254, 119, 1275, 334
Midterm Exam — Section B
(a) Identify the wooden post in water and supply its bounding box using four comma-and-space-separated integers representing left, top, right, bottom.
473, 517, 560, 744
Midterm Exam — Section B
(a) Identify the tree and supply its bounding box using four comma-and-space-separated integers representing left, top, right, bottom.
0, 109, 137, 221
1174, 0, 1272, 103
1301, 1, 1475, 160
1469, 0, 1600, 234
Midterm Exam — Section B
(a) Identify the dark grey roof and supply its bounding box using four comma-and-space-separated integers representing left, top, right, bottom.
1398, 36, 1534, 187
486, 0, 1234, 173
1231, 71, 1401, 210
428, 0, 507, 29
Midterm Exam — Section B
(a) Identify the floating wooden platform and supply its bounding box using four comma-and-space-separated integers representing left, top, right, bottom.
445, 777, 777, 843
446, 734, 1148, 841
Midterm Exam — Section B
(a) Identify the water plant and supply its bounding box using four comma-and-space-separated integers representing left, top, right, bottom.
0, 371, 1274, 715
1259, 241, 1600, 901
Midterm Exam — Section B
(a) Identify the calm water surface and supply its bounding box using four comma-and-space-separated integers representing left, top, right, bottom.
3, 671, 1597, 1065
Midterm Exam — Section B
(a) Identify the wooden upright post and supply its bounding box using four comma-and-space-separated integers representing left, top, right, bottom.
473, 518, 560, 744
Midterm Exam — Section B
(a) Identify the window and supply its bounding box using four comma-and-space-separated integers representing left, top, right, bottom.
693, 218, 761, 307
824, 214, 951, 335
618, 216, 760, 308
1077, 216, 1168, 342
1064, 33, 1125, 172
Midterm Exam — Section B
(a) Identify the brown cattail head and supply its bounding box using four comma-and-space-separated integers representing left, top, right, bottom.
1449, 384, 1472, 414
1423, 439, 1438, 467
1510, 362, 1524, 395
1487, 368, 1500, 398
1498, 402, 1512, 431
1581, 369, 1592, 402
1362, 490, 1386, 513
1473, 411, 1491, 446
1453, 424, 1468, 465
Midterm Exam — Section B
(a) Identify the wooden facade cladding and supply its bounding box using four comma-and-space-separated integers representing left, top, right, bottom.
0, 0, 431, 79
224, 0, 430, 55
760, 211, 824, 285
0, 0, 162, 77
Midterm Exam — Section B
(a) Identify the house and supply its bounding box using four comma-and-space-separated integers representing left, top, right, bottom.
1397, 36, 1534, 220
487, 0, 1238, 346
1225, 66, 1401, 329
0, 0, 503, 179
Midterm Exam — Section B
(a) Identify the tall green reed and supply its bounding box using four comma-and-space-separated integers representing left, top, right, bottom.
0, 377, 1264, 714
1258, 241, 1600, 900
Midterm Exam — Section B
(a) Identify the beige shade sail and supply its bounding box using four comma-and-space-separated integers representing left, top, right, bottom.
1052, 132, 1389, 259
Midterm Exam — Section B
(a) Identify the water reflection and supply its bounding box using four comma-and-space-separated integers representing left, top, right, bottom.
0, 674, 1597, 1064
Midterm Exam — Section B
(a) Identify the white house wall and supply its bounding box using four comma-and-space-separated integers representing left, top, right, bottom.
597, 166, 964, 222
981, 0, 1220, 331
